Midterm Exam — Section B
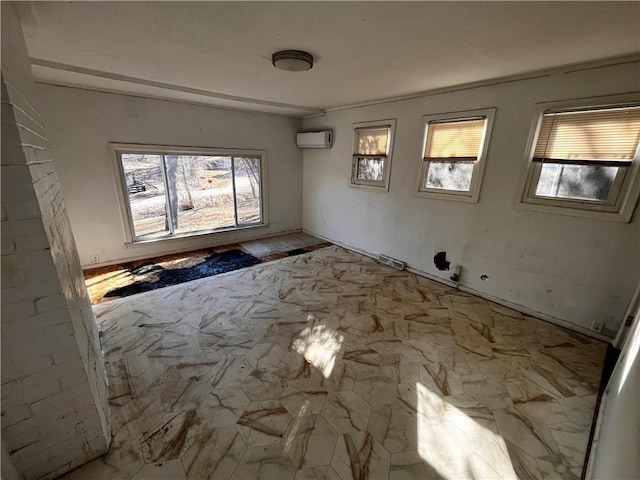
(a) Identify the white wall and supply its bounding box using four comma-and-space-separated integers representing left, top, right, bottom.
302, 61, 640, 337
586, 308, 640, 479
36, 85, 303, 267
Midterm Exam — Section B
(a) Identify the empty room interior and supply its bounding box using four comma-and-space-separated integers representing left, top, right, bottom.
2, 2, 640, 480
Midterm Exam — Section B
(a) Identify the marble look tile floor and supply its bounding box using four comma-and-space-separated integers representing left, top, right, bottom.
62, 246, 606, 480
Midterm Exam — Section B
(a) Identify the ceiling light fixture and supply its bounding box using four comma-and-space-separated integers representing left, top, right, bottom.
272, 50, 313, 72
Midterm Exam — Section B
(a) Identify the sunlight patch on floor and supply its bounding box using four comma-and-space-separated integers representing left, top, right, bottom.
292, 315, 344, 378
417, 382, 516, 479
283, 400, 310, 456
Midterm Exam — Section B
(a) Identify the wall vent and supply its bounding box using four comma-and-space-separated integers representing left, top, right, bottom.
377, 254, 405, 270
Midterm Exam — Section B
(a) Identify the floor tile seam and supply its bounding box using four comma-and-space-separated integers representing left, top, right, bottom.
220, 425, 246, 480
320, 395, 355, 438
126, 461, 146, 480
554, 397, 595, 430
512, 401, 570, 428
328, 429, 345, 480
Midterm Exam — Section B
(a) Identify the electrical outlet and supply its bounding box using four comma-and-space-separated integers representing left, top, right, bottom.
591, 320, 604, 333
91, 254, 100, 264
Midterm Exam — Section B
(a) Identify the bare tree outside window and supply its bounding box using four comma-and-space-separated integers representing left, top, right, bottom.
535, 164, 617, 201
425, 161, 475, 191
357, 158, 385, 181
120, 152, 263, 240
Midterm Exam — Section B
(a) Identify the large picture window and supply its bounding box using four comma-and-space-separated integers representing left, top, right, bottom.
520, 101, 640, 221
112, 144, 265, 242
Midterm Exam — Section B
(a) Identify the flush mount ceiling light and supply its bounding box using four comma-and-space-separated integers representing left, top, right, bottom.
272, 50, 314, 72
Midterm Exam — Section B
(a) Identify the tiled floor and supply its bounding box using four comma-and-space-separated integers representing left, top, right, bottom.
64, 246, 606, 480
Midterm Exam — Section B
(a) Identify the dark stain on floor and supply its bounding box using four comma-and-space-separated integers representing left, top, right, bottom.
85, 241, 332, 303
103, 249, 261, 298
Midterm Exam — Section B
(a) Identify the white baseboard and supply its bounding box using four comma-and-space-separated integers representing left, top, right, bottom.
304, 229, 613, 344
457, 284, 612, 343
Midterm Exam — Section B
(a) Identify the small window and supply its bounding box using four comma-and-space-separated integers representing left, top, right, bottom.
521, 103, 640, 221
416, 109, 495, 203
351, 119, 396, 191
111, 144, 266, 242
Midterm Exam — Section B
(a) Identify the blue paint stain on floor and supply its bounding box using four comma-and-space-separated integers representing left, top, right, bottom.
104, 249, 261, 298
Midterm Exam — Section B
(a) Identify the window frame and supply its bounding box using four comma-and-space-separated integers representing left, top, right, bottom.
350, 118, 396, 192
109, 143, 268, 244
517, 95, 640, 223
415, 108, 496, 203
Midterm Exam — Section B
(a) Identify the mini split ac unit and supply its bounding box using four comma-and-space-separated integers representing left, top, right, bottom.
296, 131, 333, 149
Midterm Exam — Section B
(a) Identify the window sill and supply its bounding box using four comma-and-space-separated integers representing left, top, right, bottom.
125, 223, 268, 247
414, 190, 479, 203
515, 200, 633, 223
349, 182, 390, 192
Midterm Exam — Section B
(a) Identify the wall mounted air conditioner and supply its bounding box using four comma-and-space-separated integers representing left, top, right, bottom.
296, 131, 333, 149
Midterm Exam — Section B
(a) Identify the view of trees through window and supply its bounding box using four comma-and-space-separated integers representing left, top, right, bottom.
535, 163, 617, 202
356, 157, 384, 181
121, 154, 262, 239
425, 161, 474, 191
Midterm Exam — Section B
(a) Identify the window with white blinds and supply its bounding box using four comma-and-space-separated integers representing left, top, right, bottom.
355, 127, 390, 156
533, 107, 640, 163
416, 109, 495, 202
523, 104, 640, 220
351, 119, 396, 190
424, 119, 485, 161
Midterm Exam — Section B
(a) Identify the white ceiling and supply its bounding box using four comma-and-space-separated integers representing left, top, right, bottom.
16, 1, 640, 117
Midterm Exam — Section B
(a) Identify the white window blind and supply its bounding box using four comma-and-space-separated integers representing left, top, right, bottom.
424, 118, 486, 161
533, 106, 640, 165
355, 127, 390, 156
